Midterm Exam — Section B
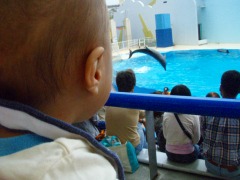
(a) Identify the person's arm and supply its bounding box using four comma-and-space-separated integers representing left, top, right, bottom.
192, 115, 201, 144
162, 114, 167, 139
200, 115, 206, 138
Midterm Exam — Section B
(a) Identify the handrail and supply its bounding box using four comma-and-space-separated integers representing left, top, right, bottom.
106, 92, 240, 118
106, 92, 240, 179
111, 38, 156, 52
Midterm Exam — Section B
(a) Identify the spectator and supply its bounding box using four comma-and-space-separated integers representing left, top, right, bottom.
163, 84, 201, 163
0, 1, 124, 179
98, 106, 107, 121
206, 92, 220, 98
163, 87, 170, 95
105, 69, 147, 155
198, 91, 221, 147
201, 70, 240, 178
152, 91, 165, 152
72, 114, 101, 138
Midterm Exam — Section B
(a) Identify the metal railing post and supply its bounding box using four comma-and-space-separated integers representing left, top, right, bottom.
146, 111, 158, 179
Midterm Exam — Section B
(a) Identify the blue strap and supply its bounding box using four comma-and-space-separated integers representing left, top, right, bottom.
0, 134, 51, 156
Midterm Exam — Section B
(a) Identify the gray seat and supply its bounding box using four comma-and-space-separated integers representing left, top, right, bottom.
137, 149, 226, 179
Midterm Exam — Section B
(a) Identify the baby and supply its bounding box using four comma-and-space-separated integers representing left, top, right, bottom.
0, 1, 124, 179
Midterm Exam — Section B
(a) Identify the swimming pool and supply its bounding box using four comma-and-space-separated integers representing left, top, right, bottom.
113, 49, 240, 98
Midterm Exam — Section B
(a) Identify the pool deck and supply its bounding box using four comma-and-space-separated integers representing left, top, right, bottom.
112, 43, 240, 61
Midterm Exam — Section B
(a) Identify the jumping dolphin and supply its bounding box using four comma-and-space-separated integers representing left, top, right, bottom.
129, 47, 166, 70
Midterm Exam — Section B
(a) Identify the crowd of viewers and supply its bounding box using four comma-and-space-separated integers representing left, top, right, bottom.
153, 70, 240, 178
73, 69, 240, 179
91, 69, 239, 179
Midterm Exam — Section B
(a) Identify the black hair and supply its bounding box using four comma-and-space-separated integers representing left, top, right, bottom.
116, 69, 136, 92
206, 92, 220, 98
170, 84, 191, 96
221, 70, 240, 97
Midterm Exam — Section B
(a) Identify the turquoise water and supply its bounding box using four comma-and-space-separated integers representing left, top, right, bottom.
113, 49, 240, 98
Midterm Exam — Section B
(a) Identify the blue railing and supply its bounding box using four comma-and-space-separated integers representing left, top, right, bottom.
106, 92, 240, 118
105, 92, 240, 179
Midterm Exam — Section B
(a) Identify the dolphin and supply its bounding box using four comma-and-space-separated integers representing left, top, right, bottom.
129, 47, 166, 70
217, 49, 229, 53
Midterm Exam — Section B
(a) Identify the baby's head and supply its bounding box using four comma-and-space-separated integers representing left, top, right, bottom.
0, 0, 112, 121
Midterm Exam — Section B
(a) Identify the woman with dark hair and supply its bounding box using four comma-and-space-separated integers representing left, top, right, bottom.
162, 84, 201, 163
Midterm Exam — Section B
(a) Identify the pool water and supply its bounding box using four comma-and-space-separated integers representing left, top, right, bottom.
113, 49, 240, 98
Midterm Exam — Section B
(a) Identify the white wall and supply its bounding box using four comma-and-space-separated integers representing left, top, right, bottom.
198, 0, 240, 43
106, 0, 120, 7
112, 0, 240, 44
112, 0, 199, 45
163, 0, 198, 45
113, 0, 152, 41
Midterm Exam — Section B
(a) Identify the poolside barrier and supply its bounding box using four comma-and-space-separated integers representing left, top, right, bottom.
106, 92, 240, 118
106, 92, 240, 179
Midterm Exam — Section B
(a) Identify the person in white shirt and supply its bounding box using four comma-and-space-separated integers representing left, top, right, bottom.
163, 84, 201, 163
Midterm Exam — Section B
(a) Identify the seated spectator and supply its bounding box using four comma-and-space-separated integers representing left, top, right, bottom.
163, 84, 201, 163
105, 69, 147, 155
206, 92, 220, 98
201, 70, 240, 178
139, 110, 146, 127
163, 87, 170, 95
73, 113, 107, 142
198, 91, 220, 146
98, 106, 106, 121
73, 113, 106, 138
152, 91, 165, 152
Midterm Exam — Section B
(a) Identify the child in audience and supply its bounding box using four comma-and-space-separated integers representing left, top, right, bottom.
163, 87, 170, 95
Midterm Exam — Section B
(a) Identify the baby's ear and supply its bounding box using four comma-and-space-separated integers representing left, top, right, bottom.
84, 47, 104, 95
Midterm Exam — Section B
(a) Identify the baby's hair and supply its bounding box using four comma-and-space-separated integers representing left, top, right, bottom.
0, 0, 109, 106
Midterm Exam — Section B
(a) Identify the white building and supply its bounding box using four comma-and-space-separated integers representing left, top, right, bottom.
109, 0, 240, 45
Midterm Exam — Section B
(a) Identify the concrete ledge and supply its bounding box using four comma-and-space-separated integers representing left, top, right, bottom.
137, 149, 226, 179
